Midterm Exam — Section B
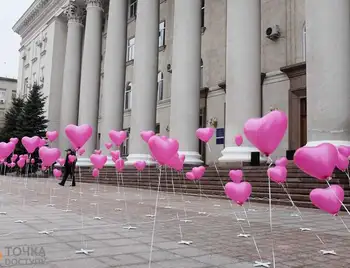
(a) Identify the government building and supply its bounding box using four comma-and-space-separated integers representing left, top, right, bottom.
12, 0, 350, 166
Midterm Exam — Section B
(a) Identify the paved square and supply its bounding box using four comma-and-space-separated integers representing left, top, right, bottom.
0, 175, 349, 267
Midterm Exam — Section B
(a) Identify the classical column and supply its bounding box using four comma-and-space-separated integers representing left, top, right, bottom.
100, 0, 127, 157
126, 0, 159, 164
77, 0, 103, 164
59, 2, 84, 151
169, 0, 202, 164
305, 0, 350, 147
218, 0, 261, 162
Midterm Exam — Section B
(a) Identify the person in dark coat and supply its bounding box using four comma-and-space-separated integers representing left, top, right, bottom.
58, 149, 76, 187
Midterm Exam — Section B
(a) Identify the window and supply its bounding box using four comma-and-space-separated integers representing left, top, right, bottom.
302, 23, 306, 61
24, 78, 29, 96
127, 37, 135, 61
216, 128, 225, 145
128, 0, 137, 19
155, 123, 160, 134
200, 58, 203, 88
157, 72, 164, 101
12, 91, 16, 99
40, 66, 45, 82
33, 73, 37, 84
121, 128, 130, 157
159, 21, 166, 47
201, 0, 205, 28
124, 82, 132, 110
0, 89, 6, 103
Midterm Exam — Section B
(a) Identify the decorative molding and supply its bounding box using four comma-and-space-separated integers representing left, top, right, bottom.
157, 98, 171, 109
85, 0, 104, 10
263, 70, 289, 85
40, 50, 46, 57
64, 1, 85, 25
280, 61, 306, 78
31, 57, 38, 63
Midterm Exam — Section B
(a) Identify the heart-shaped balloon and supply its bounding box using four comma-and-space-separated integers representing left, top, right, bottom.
92, 168, 99, 178
65, 124, 92, 149
68, 155, 76, 163
294, 143, 338, 180
17, 158, 26, 168
140, 130, 155, 143
53, 169, 62, 178
109, 130, 127, 146
78, 147, 85, 156
186, 172, 196, 180
134, 160, 146, 171
234, 135, 243, 146
148, 136, 179, 165
31, 158, 35, 164
275, 157, 288, 167
229, 169, 243, 183
57, 158, 65, 166
9, 137, 19, 144
10, 162, 16, 168
115, 158, 124, 172
38, 138, 46, 148
196, 128, 215, 143
244, 110, 287, 156
110, 150, 120, 160
90, 154, 107, 169
0, 142, 15, 159
192, 166, 205, 179
105, 143, 113, 150
46, 131, 58, 142
94, 150, 102, 155
167, 153, 185, 171
21, 136, 40, 154
310, 185, 344, 215
268, 166, 287, 184
39, 147, 61, 167
336, 150, 348, 171
338, 145, 350, 158
224, 181, 252, 206
21, 154, 29, 160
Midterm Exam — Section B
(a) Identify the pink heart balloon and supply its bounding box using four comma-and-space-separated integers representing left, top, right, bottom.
115, 158, 124, 172
38, 138, 47, 148
31, 158, 35, 164
140, 130, 155, 143
68, 155, 76, 163
46, 131, 58, 142
268, 166, 287, 184
22, 154, 29, 160
9, 137, 18, 144
225, 181, 252, 206
167, 154, 185, 171
21, 136, 40, 154
10, 162, 16, 168
148, 136, 179, 165
105, 143, 113, 150
0, 142, 15, 159
65, 124, 93, 149
17, 158, 26, 168
196, 128, 215, 143
53, 169, 62, 178
57, 158, 65, 166
244, 110, 287, 156
186, 172, 196, 180
338, 145, 350, 157
192, 166, 206, 179
39, 147, 61, 167
92, 168, 99, 178
229, 169, 243, 183
90, 154, 107, 169
78, 147, 85, 156
234, 135, 243, 146
275, 157, 288, 167
134, 160, 146, 171
336, 151, 348, 171
41, 166, 47, 171
109, 130, 127, 146
294, 143, 338, 180
26, 159, 30, 164
94, 150, 102, 155
110, 150, 120, 160
310, 185, 344, 215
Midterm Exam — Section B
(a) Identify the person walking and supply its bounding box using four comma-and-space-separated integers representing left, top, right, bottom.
58, 149, 76, 186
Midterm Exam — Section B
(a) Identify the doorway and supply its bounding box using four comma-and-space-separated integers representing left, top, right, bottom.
199, 108, 206, 163
300, 97, 307, 147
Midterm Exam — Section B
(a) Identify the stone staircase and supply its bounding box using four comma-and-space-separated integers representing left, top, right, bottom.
75, 163, 350, 209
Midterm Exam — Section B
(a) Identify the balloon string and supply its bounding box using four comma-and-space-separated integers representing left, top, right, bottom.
139, 171, 143, 203
120, 172, 129, 224
344, 169, 350, 188
148, 166, 162, 268
177, 171, 189, 219
78, 166, 87, 249
267, 157, 276, 268
325, 180, 350, 216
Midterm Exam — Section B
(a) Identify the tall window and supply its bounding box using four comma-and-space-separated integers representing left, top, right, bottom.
302, 23, 306, 61
124, 82, 132, 110
121, 128, 130, 156
157, 72, 164, 101
159, 21, 166, 47
24, 78, 29, 96
201, 0, 205, 28
128, 0, 137, 19
200, 58, 203, 88
0, 89, 6, 102
40, 66, 45, 82
32, 72, 37, 84
127, 37, 135, 61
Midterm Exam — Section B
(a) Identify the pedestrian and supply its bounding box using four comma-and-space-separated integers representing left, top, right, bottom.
58, 148, 76, 187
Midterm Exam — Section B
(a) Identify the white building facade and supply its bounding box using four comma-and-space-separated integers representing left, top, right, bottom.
13, 0, 350, 165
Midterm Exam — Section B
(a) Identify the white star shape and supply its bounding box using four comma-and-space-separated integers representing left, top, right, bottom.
290, 213, 300, 217
180, 219, 192, 223
165, 206, 172, 209
116, 199, 123, 202
185, 201, 191, 204
115, 208, 122, 211
138, 202, 144, 205
47, 204, 55, 207
320, 250, 337, 255
253, 261, 271, 267
237, 233, 250, 238
248, 208, 256, 212
93, 216, 103, 220
14, 220, 27, 223
62, 209, 72, 212
71, 199, 77, 202
214, 204, 221, 207
123, 226, 137, 230
38, 230, 53, 235
300, 228, 311, 232
145, 214, 155, 218
75, 249, 94, 255
237, 218, 246, 222
198, 211, 207, 215
178, 240, 193, 245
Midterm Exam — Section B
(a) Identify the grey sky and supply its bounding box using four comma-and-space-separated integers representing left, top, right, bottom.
0, 0, 34, 79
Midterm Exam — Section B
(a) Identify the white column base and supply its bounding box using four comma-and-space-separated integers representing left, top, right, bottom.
76, 158, 93, 167
125, 154, 156, 166
218, 146, 266, 163
305, 140, 350, 147
180, 151, 203, 165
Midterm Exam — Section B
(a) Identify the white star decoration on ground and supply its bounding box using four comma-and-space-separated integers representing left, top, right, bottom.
38, 230, 54, 235
253, 261, 271, 267
237, 218, 246, 222
290, 213, 300, 217
0, 212, 7, 215
71, 199, 77, 202
138, 202, 144, 205
114, 208, 122, 211
248, 208, 256, 212
145, 214, 155, 218
75, 249, 94, 255
93, 216, 103, 220
185, 201, 191, 204
180, 219, 192, 223
46, 204, 55, 207
198, 211, 207, 215
237, 233, 250, 238
14, 220, 27, 223
165, 206, 172, 209
300, 228, 311, 232
62, 209, 72, 212
178, 240, 193, 245
214, 204, 221, 207
123, 226, 137, 230
320, 250, 337, 255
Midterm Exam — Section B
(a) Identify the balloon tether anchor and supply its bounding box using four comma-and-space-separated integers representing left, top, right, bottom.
320, 250, 337, 255
75, 248, 94, 255
253, 260, 271, 267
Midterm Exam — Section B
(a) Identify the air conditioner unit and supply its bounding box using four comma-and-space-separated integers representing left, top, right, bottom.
0, 99, 5, 104
266, 25, 281, 41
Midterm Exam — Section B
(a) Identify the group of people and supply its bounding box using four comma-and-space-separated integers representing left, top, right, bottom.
58, 148, 76, 187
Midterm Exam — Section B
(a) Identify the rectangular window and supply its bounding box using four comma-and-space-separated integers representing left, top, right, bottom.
128, 0, 137, 19
124, 90, 132, 110
127, 37, 135, 61
24, 78, 29, 96
159, 21, 165, 47
12, 91, 16, 99
216, 128, 225, 145
121, 128, 130, 156
0, 89, 6, 103
155, 123, 160, 134
40, 66, 45, 82
201, 0, 205, 28
33, 72, 37, 84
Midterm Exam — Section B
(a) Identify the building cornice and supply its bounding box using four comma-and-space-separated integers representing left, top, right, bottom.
0, 77, 17, 83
